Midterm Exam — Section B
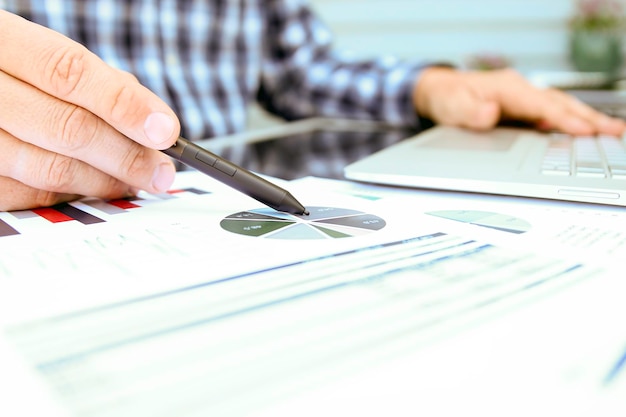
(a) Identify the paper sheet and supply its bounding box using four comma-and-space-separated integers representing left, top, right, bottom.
1, 172, 624, 417
294, 176, 626, 265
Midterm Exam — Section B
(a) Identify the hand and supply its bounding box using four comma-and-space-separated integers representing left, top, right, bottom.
0, 11, 180, 211
413, 66, 626, 136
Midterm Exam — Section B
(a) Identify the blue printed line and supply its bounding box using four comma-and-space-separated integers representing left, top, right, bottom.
604, 345, 626, 385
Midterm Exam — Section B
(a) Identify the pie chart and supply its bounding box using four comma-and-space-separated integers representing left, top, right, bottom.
425, 210, 531, 234
220, 206, 386, 239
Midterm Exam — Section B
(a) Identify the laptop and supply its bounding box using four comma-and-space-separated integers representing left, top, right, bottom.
344, 90, 626, 207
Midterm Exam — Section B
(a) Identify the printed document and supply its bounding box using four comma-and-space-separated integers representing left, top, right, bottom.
0, 172, 624, 417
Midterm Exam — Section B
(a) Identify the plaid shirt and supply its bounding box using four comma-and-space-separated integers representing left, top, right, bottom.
3, 0, 428, 142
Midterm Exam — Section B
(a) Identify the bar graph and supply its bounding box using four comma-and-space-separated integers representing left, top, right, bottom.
33, 203, 105, 225
0, 219, 19, 237
0, 187, 210, 238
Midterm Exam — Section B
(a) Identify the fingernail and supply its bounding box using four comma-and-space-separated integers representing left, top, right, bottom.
144, 112, 176, 146
151, 162, 176, 193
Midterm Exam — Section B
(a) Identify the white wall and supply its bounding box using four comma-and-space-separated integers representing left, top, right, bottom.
309, 0, 581, 71
249, 0, 602, 128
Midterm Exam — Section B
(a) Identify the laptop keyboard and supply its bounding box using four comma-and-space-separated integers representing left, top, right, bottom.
542, 134, 626, 179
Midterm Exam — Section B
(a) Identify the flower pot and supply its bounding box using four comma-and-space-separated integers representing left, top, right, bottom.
569, 29, 623, 74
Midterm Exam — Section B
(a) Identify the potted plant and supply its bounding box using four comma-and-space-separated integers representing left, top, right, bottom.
465, 53, 511, 71
569, 0, 625, 74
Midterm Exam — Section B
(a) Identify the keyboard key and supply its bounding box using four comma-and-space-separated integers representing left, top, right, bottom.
542, 133, 626, 178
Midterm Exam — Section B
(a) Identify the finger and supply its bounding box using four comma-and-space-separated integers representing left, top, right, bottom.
527, 89, 609, 136
439, 85, 501, 130
0, 10, 179, 149
472, 69, 559, 124
543, 89, 626, 136
528, 89, 597, 135
0, 128, 137, 202
457, 94, 501, 131
484, 70, 625, 136
0, 70, 176, 194
415, 69, 502, 130
0, 176, 81, 212
480, 70, 553, 123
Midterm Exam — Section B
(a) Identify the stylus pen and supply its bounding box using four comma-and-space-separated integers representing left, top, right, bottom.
162, 137, 309, 215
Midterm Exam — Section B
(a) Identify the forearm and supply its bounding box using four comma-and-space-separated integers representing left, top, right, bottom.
256, 1, 438, 129
259, 54, 434, 128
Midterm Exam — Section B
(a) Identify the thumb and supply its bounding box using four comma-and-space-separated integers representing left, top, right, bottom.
458, 96, 501, 130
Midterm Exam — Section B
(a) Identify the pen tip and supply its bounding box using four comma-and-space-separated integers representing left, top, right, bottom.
303, 209, 310, 216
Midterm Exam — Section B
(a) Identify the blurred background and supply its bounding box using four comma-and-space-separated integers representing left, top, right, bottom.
311, 0, 573, 70
250, 0, 626, 128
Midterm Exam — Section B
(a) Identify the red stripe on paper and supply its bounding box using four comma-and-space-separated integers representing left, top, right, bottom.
108, 199, 141, 209
32, 208, 74, 223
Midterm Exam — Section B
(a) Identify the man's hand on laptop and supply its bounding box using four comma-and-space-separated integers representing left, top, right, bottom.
413, 67, 626, 137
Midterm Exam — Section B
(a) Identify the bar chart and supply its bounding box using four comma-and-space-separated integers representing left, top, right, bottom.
0, 188, 210, 238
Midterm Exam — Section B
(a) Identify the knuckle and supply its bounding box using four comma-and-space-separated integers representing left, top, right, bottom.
101, 174, 127, 197
43, 45, 89, 97
117, 69, 139, 84
0, 179, 62, 211
109, 84, 142, 124
119, 145, 150, 179
500, 67, 520, 77
546, 87, 566, 98
504, 69, 526, 83
490, 67, 520, 81
33, 189, 64, 208
56, 105, 99, 152
40, 154, 78, 191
